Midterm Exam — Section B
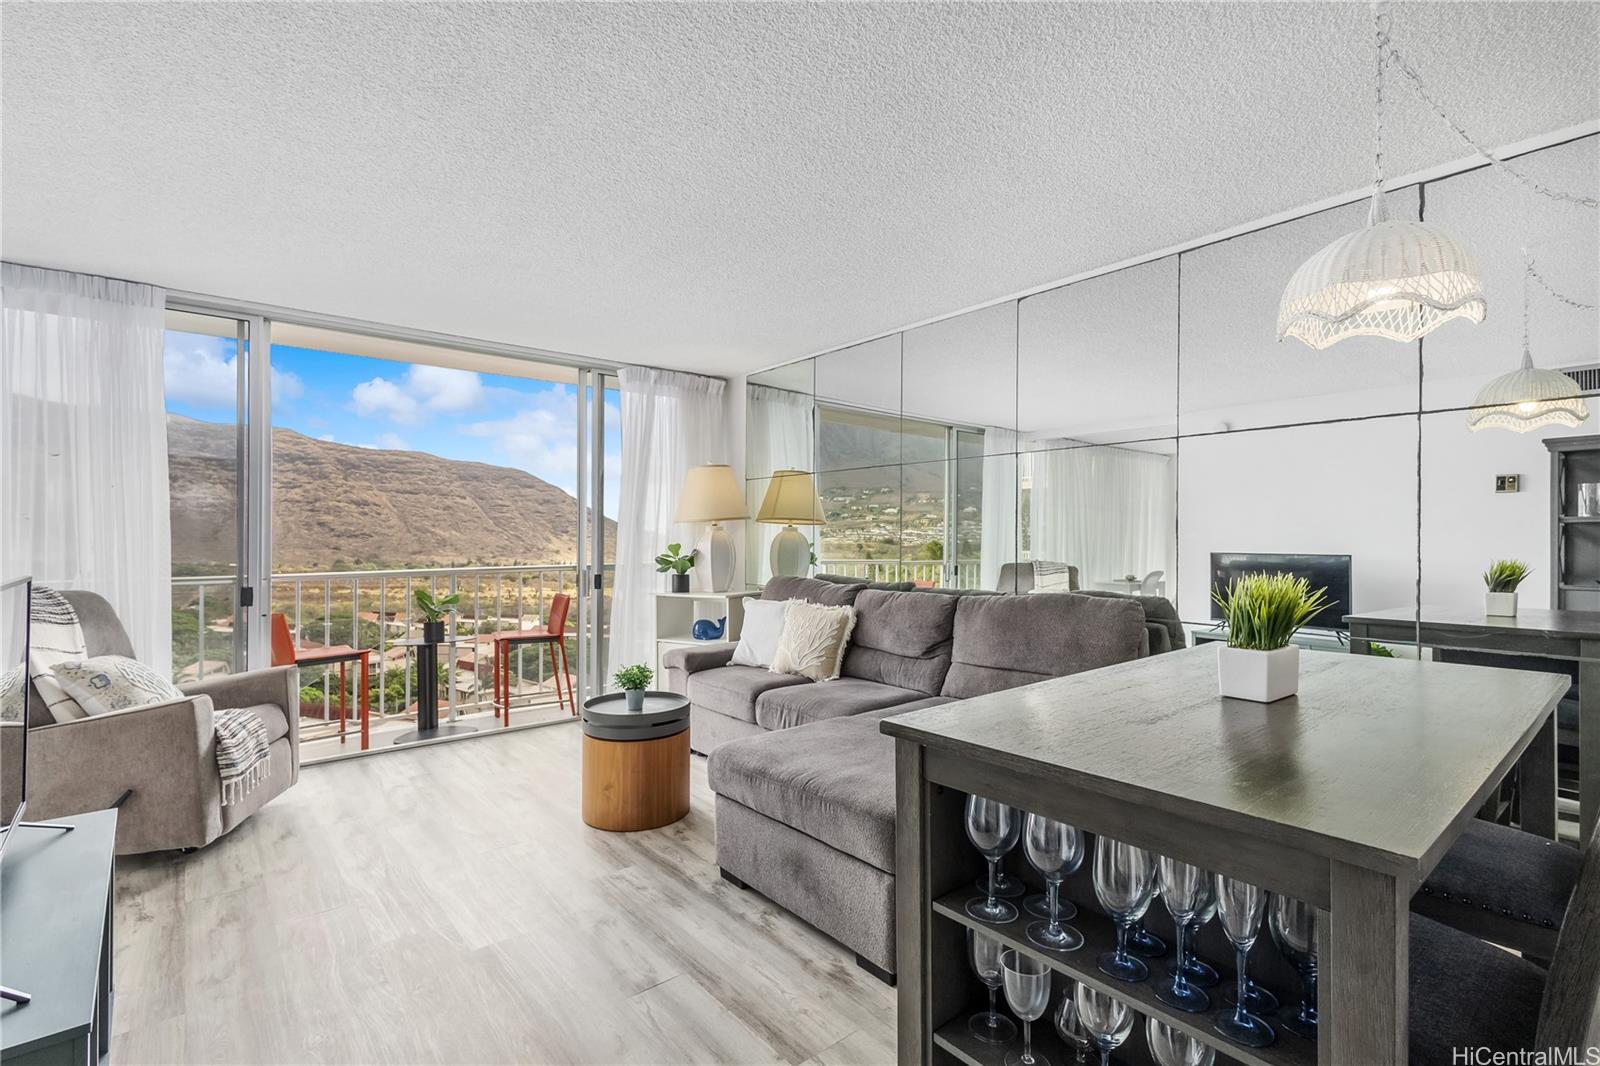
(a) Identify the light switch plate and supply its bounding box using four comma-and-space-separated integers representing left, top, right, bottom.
1495, 474, 1521, 493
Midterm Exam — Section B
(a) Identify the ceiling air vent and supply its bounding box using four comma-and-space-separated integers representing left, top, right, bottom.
1561, 364, 1600, 392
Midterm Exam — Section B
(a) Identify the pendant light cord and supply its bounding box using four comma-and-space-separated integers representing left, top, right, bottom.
1381, 40, 1598, 209
1527, 257, 1599, 312
1368, 1, 1391, 224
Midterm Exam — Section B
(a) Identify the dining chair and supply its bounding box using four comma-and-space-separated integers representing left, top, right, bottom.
271, 612, 374, 749
489, 593, 574, 725
1140, 570, 1165, 595
1409, 819, 1600, 1063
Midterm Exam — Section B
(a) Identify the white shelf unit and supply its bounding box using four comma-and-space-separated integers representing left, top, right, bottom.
653, 590, 760, 676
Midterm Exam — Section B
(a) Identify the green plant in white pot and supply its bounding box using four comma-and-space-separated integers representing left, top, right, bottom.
612, 664, 653, 712
1213, 572, 1332, 703
1483, 560, 1532, 618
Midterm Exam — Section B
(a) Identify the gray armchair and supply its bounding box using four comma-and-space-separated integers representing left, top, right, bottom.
995, 560, 1079, 593
27, 590, 300, 855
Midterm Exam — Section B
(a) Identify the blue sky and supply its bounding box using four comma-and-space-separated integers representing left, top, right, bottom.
163, 331, 621, 517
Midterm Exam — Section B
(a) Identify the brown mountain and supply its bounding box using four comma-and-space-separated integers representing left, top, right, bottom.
167, 415, 614, 571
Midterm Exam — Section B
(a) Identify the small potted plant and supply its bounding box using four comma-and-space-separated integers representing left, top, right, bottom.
1213, 572, 1331, 703
413, 586, 461, 644
1483, 560, 1532, 617
612, 664, 653, 711
656, 543, 697, 593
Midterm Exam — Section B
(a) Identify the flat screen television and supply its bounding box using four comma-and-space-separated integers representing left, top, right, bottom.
1209, 553, 1352, 632
0, 576, 31, 856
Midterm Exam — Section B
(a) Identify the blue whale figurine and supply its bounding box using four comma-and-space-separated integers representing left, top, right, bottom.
692, 616, 727, 641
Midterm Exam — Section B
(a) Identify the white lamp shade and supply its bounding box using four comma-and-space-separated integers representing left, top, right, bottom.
674, 464, 749, 524
1467, 355, 1590, 433
756, 469, 825, 526
1278, 210, 1486, 349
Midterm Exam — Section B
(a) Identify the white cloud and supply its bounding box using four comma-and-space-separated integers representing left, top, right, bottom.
317, 434, 336, 443
410, 365, 485, 413
358, 432, 411, 451
463, 387, 579, 495
352, 376, 421, 423
351, 365, 484, 425
163, 335, 302, 408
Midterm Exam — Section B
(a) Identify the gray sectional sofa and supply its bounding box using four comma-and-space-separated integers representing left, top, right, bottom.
661, 575, 1184, 980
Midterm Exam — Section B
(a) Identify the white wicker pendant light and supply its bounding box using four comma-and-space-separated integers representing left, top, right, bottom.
1277, 5, 1485, 349
1467, 255, 1590, 433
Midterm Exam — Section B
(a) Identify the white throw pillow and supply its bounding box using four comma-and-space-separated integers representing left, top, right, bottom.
50, 656, 185, 716
770, 601, 856, 682
731, 598, 789, 669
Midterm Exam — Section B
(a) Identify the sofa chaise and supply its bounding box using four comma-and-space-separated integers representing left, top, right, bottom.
664, 575, 1182, 979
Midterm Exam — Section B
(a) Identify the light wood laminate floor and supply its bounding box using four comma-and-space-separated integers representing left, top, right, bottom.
110, 722, 897, 1065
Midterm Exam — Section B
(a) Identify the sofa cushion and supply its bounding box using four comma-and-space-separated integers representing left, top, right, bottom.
943, 592, 1149, 699
842, 589, 957, 695
709, 706, 904, 871
754, 678, 925, 732
688, 665, 810, 724
239, 702, 291, 745
1070, 591, 1187, 652
763, 575, 864, 607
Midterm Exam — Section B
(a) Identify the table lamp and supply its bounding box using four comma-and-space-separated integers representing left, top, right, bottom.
756, 469, 825, 579
674, 463, 749, 592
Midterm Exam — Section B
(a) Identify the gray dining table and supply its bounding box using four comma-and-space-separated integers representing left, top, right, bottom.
883, 645, 1566, 1066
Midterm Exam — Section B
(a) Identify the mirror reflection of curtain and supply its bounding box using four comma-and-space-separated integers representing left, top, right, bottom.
1027, 442, 1173, 589
748, 385, 815, 580
979, 429, 1019, 591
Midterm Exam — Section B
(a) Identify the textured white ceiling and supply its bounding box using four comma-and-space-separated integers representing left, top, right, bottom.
3, 2, 1595, 377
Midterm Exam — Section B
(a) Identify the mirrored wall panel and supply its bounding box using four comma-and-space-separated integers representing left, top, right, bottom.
741, 133, 1597, 653
1179, 189, 1423, 434
1019, 257, 1178, 447
1421, 135, 1599, 412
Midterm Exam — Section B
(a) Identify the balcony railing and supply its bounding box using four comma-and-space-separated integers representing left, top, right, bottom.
817, 558, 982, 588
172, 564, 597, 732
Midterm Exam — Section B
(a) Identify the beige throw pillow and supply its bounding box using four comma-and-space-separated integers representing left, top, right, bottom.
770, 600, 856, 682
50, 655, 185, 715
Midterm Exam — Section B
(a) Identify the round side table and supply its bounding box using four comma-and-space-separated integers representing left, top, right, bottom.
580, 691, 691, 832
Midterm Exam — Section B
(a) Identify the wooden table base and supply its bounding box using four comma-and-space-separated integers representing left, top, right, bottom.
582, 730, 690, 831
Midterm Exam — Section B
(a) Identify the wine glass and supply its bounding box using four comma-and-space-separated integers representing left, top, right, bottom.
1145, 1018, 1216, 1066
1128, 915, 1169, 959
968, 927, 1018, 1044
1026, 821, 1083, 923
1053, 991, 1092, 1064
1154, 856, 1210, 1012
1212, 874, 1275, 1048
1092, 835, 1156, 982
1177, 882, 1221, 989
1000, 948, 1053, 1066
1073, 982, 1134, 1066
1269, 894, 1318, 1040
966, 795, 1021, 923
1023, 814, 1085, 952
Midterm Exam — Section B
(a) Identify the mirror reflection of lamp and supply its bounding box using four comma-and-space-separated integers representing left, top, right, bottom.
674, 464, 749, 592
756, 469, 826, 579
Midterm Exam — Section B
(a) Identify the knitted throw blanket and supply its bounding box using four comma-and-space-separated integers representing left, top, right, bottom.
215, 706, 272, 806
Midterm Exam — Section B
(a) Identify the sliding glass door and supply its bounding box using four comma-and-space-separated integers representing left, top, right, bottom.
162, 308, 259, 680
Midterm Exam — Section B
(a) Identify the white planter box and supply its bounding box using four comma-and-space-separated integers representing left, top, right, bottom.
1217, 645, 1300, 703
1485, 591, 1518, 617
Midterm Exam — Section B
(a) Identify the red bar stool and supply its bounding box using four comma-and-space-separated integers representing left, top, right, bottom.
272, 612, 374, 749
489, 594, 573, 726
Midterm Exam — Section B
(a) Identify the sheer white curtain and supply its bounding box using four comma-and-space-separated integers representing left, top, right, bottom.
2, 263, 171, 667
609, 366, 728, 674
1028, 442, 1173, 588
747, 384, 814, 583
979, 428, 1019, 591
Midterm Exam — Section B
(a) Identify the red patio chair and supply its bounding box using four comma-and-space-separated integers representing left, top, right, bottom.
489, 593, 574, 725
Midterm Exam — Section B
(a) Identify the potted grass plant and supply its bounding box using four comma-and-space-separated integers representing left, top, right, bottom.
1483, 559, 1532, 618
1213, 572, 1332, 703
612, 664, 653, 712
656, 543, 697, 593
413, 586, 461, 644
